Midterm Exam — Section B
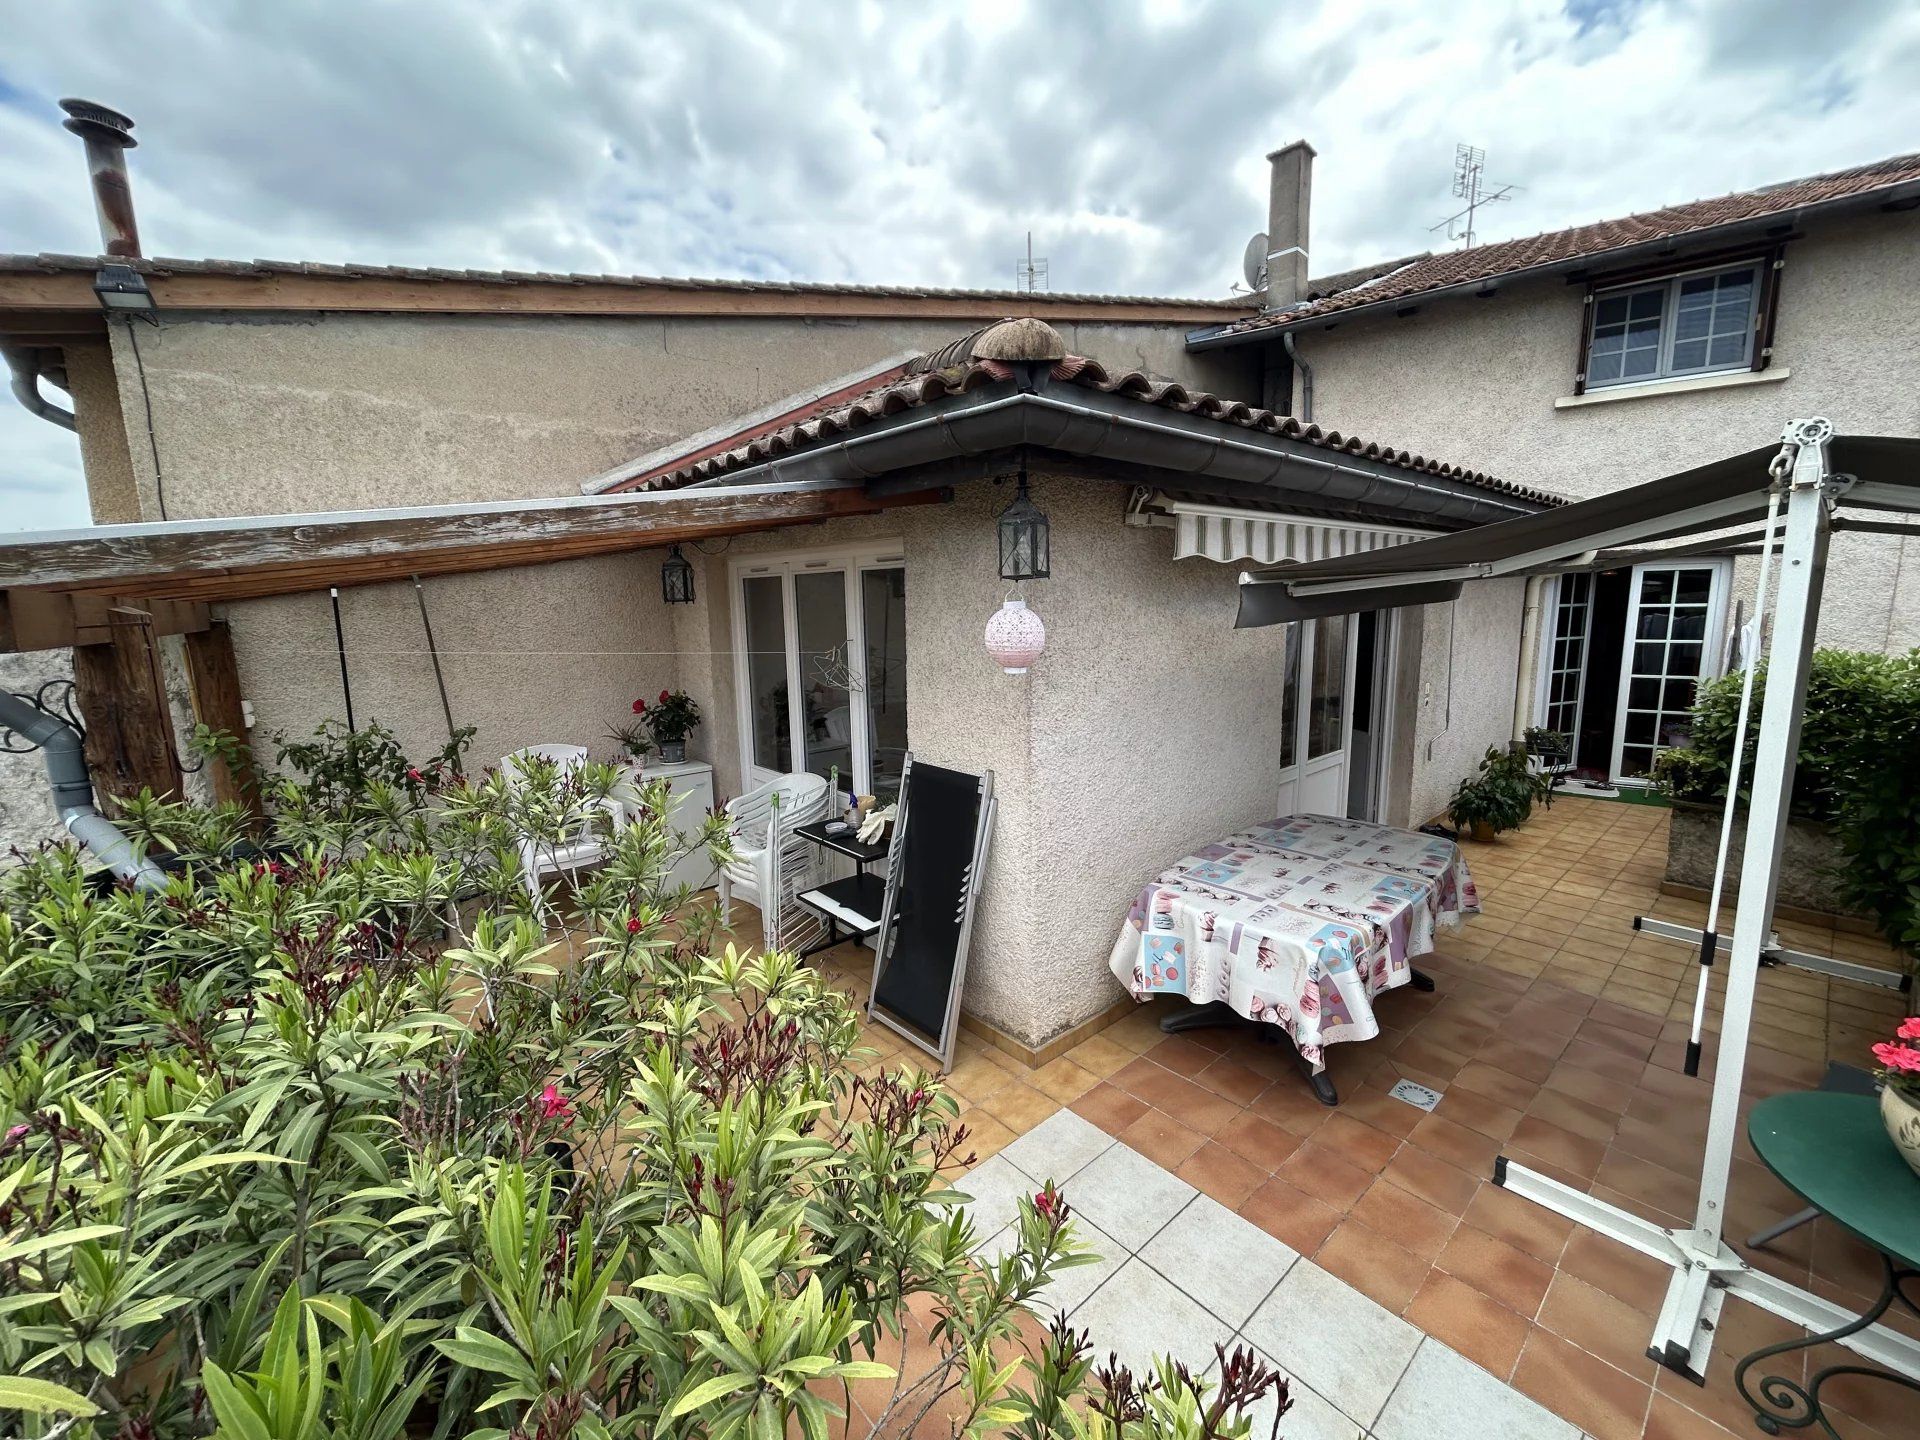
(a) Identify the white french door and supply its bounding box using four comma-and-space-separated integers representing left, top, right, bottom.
1609, 559, 1730, 784
732, 544, 908, 802
1534, 572, 1595, 752
1276, 613, 1358, 817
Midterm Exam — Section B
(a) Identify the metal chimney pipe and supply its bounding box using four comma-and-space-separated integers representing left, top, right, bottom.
59, 97, 141, 258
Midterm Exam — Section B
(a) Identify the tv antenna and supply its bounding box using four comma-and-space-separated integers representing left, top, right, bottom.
1430, 143, 1518, 248
1016, 231, 1049, 292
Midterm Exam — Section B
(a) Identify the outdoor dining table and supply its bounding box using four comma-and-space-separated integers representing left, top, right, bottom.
1735, 1091, 1920, 1434
1108, 814, 1479, 1102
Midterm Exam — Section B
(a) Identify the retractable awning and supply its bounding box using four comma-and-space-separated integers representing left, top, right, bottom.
1235, 434, 1920, 627
1140, 494, 1443, 565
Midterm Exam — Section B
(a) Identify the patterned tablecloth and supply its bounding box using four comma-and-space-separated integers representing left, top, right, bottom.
1108, 815, 1479, 1072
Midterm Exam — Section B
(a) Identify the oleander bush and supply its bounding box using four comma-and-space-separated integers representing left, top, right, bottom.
0, 734, 1287, 1440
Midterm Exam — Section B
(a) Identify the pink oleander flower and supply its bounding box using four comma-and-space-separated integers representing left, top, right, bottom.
536, 1084, 574, 1124
626, 915, 642, 935
406, 767, 424, 782
632, 698, 647, 714
1898, 1017, 1920, 1042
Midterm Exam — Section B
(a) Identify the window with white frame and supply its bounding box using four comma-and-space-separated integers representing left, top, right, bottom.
1583, 260, 1763, 389
731, 544, 908, 804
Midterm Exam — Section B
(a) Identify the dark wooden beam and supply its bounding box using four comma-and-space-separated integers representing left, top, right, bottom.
70, 608, 185, 813
184, 621, 263, 823
0, 590, 211, 653
0, 484, 947, 603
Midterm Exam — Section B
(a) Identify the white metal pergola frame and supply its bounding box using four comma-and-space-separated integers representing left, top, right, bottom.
1247, 418, 1920, 1387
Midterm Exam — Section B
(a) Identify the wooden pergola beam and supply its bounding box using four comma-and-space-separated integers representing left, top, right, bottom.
0, 484, 947, 610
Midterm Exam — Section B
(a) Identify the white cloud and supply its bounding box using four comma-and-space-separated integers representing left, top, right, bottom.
2, 0, 1915, 528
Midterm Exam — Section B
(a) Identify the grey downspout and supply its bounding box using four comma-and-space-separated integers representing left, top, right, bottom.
0, 691, 165, 889
4, 345, 77, 431
1281, 331, 1314, 423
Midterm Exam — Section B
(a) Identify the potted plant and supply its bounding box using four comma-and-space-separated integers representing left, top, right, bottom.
633, 688, 701, 764
1872, 1017, 1920, 1178
607, 717, 650, 762
1448, 745, 1550, 842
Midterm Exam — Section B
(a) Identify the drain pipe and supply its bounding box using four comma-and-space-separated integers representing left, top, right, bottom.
0, 691, 165, 889
1281, 331, 1314, 422
5, 345, 77, 430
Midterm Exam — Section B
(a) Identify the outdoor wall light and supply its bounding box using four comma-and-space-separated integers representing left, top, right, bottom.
996, 467, 1050, 581
92, 262, 155, 317
661, 545, 695, 605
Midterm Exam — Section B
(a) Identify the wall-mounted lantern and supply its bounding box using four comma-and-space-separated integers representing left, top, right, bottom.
661, 545, 695, 605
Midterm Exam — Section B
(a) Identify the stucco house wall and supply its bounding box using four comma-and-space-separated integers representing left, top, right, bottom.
1286, 208, 1920, 656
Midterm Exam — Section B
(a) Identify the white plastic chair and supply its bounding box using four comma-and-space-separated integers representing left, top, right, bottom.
718, 772, 831, 927
501, 745, 622, 917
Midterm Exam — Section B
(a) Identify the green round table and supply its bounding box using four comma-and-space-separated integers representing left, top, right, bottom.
1737, 1092, 1920, 1435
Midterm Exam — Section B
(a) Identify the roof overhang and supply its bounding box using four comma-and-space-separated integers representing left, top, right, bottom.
670, 377, 1547, 529
1233, 431, 1920, 628
1187, 178, 1920, 352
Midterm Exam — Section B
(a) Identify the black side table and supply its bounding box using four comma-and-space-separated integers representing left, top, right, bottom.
1736, 1092, 1920, 1435
791, 818, 890, 959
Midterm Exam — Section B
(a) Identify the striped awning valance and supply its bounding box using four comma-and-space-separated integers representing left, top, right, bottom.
1156, 497, 1443, 565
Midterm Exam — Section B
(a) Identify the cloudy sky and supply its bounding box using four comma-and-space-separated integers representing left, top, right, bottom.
2, 0, 1915, 530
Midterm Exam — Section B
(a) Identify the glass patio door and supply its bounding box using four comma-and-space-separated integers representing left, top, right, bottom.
734, 547, 908, 801
1276, 614, 1357, 817
1609, 560, 1729, 783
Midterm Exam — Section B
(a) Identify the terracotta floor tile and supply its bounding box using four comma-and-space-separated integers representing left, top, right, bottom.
1249, 1080, 1336, 1138
983, 1082, 1064, 1134
1191, 1056, 1270, 1105
1643, 1391, 1745, 1440
1561, 1037, 1650, 1085
1062, 1032, 1134, 1078
1119, 1107, 1207, 1170
1557, 1227, 1672, 1316
1511, 1327, 1653, 1440
1527, 1085, 1624, 1144
1577, 1017, 1660, 1061
1462, 1180, 1574, 1265
1588, 996, 1669, 1038
1478, 1038, 1560, 1083
1176, 1140, 1266, 1209
1027, 1055, 1100, 1102
1594, 1149, 1698, 1221
1334, 1082, 1425, 1137
1452, 1060, 1543, 1112
1509, 1113, 1609, 1178
1382, 1144, 1482, 1215
1537, 1271, 1661, 1380
1237, 1175, 1341, 1255
1316, 1112, 1403, 1173
1155, 1080, 1242, 1136
1434, 1084, 1524, 1142
961, 1112, 1017, 1161
1404, 1269, 1532, 1380
1409, 1111, 1503, 1177
1146, 1034, 1219, 1078
1212, 1109, 1303, 1172
1437, 1221, 1556, 1319
1543, 1059, 1637, 1113
1275, 1140, 1374, 1211
1313, 1218, 1429, 1314
1348, 1177, 1459, 1261
1069, 1082, 1148, 1137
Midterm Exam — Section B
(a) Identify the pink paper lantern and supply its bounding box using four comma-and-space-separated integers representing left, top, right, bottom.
984, 598, 1047, 674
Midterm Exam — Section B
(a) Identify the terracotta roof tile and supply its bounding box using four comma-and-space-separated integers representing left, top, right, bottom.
1214, 150, 1920, 339
615, 343, 1560, 508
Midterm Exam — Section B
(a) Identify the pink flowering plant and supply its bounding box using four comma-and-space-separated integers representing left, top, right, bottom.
0, 730, 1281, 1440
1872, 1016, 1920, 1100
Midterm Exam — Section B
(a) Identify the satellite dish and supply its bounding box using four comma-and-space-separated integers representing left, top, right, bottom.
1242, 232, 1269, 292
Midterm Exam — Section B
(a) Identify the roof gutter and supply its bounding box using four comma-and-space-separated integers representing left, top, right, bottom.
1186, 179, 1920, 352
679, 383, 1542, 526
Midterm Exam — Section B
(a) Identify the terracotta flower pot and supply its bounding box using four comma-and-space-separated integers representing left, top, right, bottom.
1469, 820, 1498, 844
1883, 1086, 1920, 1180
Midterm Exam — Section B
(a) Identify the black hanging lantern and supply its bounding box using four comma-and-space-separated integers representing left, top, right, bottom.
661, 545, 696, 605
996, 467, 1050, 581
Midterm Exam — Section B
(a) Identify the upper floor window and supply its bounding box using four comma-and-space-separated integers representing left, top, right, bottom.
1584, 261, 1761, 389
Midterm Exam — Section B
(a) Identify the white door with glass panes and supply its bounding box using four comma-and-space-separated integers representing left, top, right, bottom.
1276, 614, 1358, 817
1536, 572, 1595, 751
1610, 561, 1730, 784
732, 545, 908, 805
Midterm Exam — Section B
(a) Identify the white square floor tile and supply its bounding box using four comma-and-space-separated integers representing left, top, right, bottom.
1070, 1257, 1234, 1379
978, 1216, 1128, 1320
1237, 1350, 1365, 1440
955, 1154, 1038, 1247
1000, 1109, 1115, 1186
1240, 1260, 1420, 1428
1140, 1194, 1299, 1330
1373, 1340, 1580, 1440
1062, 1142, 1197, 1253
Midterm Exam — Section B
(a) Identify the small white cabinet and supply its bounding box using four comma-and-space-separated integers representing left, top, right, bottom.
626, 759, 717, 893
